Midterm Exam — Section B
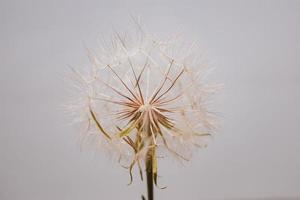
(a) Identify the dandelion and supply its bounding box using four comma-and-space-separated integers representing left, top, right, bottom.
67, 21, 219, 200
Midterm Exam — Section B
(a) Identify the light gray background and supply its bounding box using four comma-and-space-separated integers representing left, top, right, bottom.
1, 0, 300, 200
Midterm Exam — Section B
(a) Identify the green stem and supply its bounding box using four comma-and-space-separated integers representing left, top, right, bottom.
146, 150, 154, 200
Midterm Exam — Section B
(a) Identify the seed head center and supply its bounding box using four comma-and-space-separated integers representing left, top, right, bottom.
139, 103, 152, 113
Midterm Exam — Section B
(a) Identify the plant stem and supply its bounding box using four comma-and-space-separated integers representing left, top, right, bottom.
146, 150, 154, 200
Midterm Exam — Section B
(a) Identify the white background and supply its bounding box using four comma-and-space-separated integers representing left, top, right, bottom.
1, 0, 300, 199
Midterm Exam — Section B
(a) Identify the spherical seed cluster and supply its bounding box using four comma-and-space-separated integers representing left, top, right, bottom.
68, 23, 219, 184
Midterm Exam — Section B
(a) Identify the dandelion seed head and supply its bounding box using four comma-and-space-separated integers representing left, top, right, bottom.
67, 22, 219, 180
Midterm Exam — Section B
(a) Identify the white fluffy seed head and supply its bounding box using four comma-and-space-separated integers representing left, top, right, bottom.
67, 22, 220, 173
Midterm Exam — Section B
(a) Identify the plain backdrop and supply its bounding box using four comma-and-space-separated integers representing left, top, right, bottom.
1, 0, 300, 200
